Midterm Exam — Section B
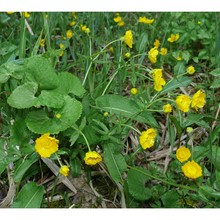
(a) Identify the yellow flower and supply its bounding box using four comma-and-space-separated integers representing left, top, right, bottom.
139, 128, 157, 150
176, 146, 191, 163
163, 103, 172, 113
148, 47, 159, 64
80, 24, 90, 34
35, 133, 59, 158
175, 94, 191, 113
59, 165, 70, 177
59, 43, 65, 57
117, 21, 125, 27
152, 69, 166, 92
122, 30, 133, 48
23, 12, 30, 18
168, 33, 180, 43
138, 16, 154, 24
40, 39, 45, 47
182, 160, 202, 179
160, 48, 168, 55
125, 52, 131, 59
191, 90, 206, 111
153, 39, 160, 49
84, 151, 102, 166
66, 30, 73, 39
7, 12, 15, 15
187, 66, 196, 75
114, 15, 122, 23
69, 20, 76, 26
130, 87, 138, 95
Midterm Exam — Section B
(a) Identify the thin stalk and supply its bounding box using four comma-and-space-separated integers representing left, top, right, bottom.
19, 14, 26, 59
127, 165, 197, 192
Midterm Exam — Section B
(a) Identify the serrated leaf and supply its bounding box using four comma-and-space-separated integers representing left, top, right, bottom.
159, 76, 192, 95
7, 82, 38, 109
26, 96, 82, 134
209, 68, 220, 77
103, 144, 127, 183
183, 113, 210, 129
12, 182, 44, 208
161, 190, 179, 208
210, 78, 220, 88
37, 90, 64, 108
54, 72, 86, 97
24, 56, 59, 90
96, 95, 158, 127
13, 153, 39, 183
126, 167, 151, 201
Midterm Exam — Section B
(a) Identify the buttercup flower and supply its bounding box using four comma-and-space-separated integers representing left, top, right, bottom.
153, 39, 160, 49
35, 133, 59, 158
163, 103, 172, 113
152, 69, 166, 92
122, 30, 133, 48
40, 39, 45, 47
139, 128, 157, 150
80, 24, 90, 34
182, 160, 202, 179
175, 94, 191, 113
114, 14, 125, 26
176, 146, 191, 163
148, 47, 159, 63
168, 33, 180, 42
59, 165, 70, 177
84, 151, 102, 166
130, 87, 138, 95
160, 48, 168, 55
66, 30, 73, 39
138, 16, 154, 24
187, 66, 196, 75
23, 12, 30, 18
69, 20, 76, 26
191, 90, 206, 111
59, 43, 65, 57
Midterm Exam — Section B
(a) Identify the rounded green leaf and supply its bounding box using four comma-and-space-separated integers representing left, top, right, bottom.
7, 82, 38, 109
26, 96, 82, 134
127, 167, 152, 201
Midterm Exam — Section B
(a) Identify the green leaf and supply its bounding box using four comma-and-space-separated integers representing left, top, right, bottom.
103, 143, 127, 183
207, 145, 220, 171
12, 182, 44, 208
37, 90, 64, 108
24, 56, 59, 90
126, 167, 152, 201
13, 153, 39, 183
96, 94, 158, 127
161, 190, 179, 208
210, 78, 220, 89
26, 96, 82, 134
209, 68, 220, 77
54, 72, 86, 97
7, 82, 38, 109
159, 76, 192, 95
183, 113, 210, 129
70, 157, 81, 177
136, 33, 148, 52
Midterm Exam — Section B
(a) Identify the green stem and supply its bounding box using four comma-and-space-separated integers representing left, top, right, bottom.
102, 42, 122, 96
72, 125, 91, 151
19, 14, 26, 59
127, 165, 197, 192
82, 38, 121, 86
